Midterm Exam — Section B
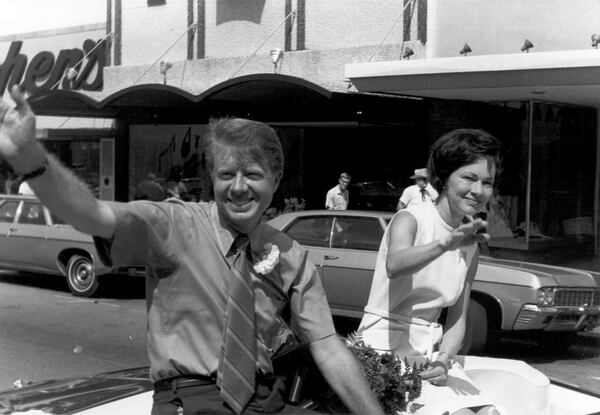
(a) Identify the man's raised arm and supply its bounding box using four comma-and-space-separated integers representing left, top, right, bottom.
0, 85, 116, 239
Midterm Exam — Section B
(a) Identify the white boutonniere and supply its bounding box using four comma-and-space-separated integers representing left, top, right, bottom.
253, 243, 280, 274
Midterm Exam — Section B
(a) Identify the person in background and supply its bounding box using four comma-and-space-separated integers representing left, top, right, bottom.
135, 172, 166, 201
325, 172, 351, 210
396, 168, 438, 211
0, 86, 384, 415
360, 129, 504, 415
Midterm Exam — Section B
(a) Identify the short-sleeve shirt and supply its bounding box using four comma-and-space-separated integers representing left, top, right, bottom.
325, 185, 349, 210
94, 200, 335, 382
399, 184, 438, 208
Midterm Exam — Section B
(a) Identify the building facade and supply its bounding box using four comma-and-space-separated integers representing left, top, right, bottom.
2, 0, 599, 261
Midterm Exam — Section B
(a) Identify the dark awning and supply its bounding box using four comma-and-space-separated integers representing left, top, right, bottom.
28, 73, 424, 125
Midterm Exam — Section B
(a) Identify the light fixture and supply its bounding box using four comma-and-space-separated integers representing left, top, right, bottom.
521, 39, 534, 53
159, 60, 173, 85
65, 67, 79, 81
270, 48, 284, 73
402, 47, 414, 60
592, 34, 600, 48
459, 43, 472, 56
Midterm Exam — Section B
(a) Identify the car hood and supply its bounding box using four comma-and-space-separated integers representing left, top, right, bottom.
479, 256, 600, 288
0, 367, 152, 414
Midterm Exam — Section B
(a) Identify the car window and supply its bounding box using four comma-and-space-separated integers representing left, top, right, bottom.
331, 216, 384, 251
18, 202, 46, 225
284, 216, 334, 248
0, 200, 19, 223
50, 212, 67, 225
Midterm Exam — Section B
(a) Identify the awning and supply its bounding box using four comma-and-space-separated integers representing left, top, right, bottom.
345, 49, 600, 108
28, 73, 423, 125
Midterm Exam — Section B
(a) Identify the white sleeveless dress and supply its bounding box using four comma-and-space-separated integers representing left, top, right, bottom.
359, 203, 498, 414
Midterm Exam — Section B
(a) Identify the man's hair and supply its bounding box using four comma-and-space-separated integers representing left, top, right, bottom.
339, 172, 351, 182
427, 128, 502, 192
205, 117, 284, 177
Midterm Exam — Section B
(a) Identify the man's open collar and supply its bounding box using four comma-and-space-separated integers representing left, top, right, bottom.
210, 202, 264, 259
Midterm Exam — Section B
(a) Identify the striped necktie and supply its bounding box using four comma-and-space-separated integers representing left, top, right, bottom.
217, 234, 257, 414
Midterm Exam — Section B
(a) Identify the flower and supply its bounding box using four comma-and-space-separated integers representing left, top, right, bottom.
345, 330, 424, 415
253, 243, 280, 274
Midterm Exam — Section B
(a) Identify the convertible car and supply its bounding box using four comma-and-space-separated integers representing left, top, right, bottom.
267, 210, 600, 353
0, 361, 599, 414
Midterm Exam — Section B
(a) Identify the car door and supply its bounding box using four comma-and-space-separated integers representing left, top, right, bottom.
282, 215, 335, 275
0, 199, 22, 269
321, 215, 384, 318
10, 201, 55, 273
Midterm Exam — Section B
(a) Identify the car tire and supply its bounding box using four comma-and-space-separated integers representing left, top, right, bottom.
537, 331, 578, 352
461, 299, 488, 354
66, 254, 99, 297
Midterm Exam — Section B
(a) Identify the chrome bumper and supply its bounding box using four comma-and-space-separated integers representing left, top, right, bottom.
513, 304, 600, 331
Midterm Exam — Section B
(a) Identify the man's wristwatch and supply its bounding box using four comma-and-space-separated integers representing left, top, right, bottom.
18, 158, 49, 182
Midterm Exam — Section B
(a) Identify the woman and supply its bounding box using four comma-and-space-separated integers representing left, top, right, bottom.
359, 129, 501, 415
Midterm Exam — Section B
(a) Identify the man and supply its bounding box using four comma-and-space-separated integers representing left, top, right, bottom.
325, 172, 350, 210
0, 86, 384, 415
396, 167, 438, 211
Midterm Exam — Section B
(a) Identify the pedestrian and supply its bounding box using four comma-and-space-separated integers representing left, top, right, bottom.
325, 172, 351, 210
359, 128, 507, 414
0, 86, 384, 415
396, 167, 438, 210
135, 172, 167, 201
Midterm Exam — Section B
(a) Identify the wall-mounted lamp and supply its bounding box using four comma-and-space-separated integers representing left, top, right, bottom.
402, 47, 414, 60
521, 39, 534, 53
592, 34, 600, 48
160, 60, 173, 85
459, 43, 472, 56
270, 48, 284, 73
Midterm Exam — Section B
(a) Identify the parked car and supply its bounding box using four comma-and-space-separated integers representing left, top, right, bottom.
0, 194, 143, 297
350, 180, 399, 211
268, 210, 600, 353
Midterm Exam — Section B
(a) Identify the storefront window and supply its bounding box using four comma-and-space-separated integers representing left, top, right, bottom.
44, 139, 101, 198
529, 102, 596, 239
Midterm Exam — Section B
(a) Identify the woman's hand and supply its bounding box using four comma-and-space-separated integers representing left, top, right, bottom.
439, 217, 489, 252
419, 361, 448, 386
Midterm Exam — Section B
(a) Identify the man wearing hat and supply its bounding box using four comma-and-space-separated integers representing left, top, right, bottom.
396, 168, 438, 210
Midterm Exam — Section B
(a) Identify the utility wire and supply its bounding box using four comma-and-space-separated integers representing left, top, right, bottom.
229, 9, 297, 79
132, 23, 197, 86
368, 0, 414, 62
49, 31, 114, 92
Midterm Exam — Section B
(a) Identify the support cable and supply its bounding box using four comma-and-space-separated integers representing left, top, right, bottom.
229, 9, 297, 79
368, 0, 414, 62
132, 23, 197, 86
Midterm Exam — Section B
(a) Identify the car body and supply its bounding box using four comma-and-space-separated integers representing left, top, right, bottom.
267, 210, 600, 352
1, 363, 600, 415
0, 194, 142, 297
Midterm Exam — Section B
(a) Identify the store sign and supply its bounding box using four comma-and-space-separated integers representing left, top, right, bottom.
0, 38, 105, 96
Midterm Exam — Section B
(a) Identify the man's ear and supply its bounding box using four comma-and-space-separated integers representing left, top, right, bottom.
272, 172, 282, 190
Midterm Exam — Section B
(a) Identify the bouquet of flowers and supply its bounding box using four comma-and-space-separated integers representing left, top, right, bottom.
345, 331, 424, 415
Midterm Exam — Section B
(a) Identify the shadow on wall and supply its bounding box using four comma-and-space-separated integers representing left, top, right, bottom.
217, 0, 266, 25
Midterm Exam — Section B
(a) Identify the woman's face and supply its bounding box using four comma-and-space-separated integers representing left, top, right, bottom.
444, 157, 496, 218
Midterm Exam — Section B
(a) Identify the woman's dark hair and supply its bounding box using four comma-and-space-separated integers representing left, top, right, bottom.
427, 128, 502, 193
205, 117, 284, 177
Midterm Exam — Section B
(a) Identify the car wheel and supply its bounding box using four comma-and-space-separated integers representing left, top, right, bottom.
537, 332, 578, 352
66, 254, 98, 297
461, 299, 488, 354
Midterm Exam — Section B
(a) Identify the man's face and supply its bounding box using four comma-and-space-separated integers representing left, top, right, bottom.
338, 178, 350, 190
415, 178, 427, 189
211, 147, 280, 233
